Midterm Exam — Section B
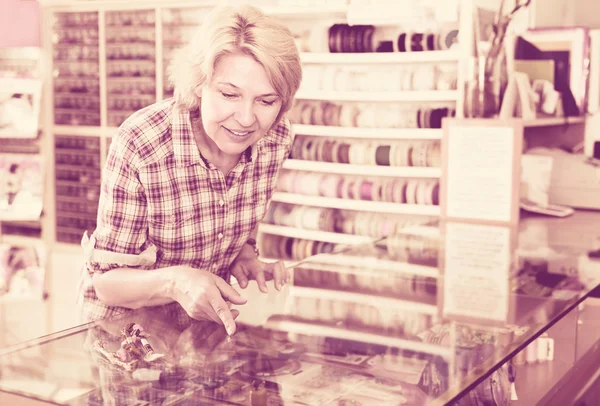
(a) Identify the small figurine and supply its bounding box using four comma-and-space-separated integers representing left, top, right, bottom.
93, 321, 164, 371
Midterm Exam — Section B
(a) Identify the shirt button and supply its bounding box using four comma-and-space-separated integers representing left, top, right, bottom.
217, 233, 224, 240
219, 199, 225, 207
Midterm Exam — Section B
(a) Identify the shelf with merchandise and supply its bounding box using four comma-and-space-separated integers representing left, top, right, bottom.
300, 50, 460, 64
265, 318, 452, 358
270, 192, 440, 216
260, 253, 439, 278
259, 224, 374, 245
297, 252, 440, 278
258, 223, 439, 245
522, 116, 586, 127
282, 159, 441, 177
292, 124, 443, 139
53, 125, 105, 137
289, 285, 438, 315
295, 89, 459, 102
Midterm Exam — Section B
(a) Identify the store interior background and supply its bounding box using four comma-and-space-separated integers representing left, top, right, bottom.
1, 0, 600, 349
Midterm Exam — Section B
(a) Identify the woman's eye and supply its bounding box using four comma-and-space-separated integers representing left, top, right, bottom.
260, 99, 276, 106
221, 92, 237, 99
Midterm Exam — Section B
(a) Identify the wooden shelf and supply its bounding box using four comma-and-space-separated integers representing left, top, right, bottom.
295, 89, 459, 102
282, 159, 441, 178
265, 318, 451, 358
271, 192, 441, 216
301, 253, 439, 278
53, 125, 104, 137
300, 50, 460, 64
262, 5, 348, 17
292, 124, 443, 139
290, 285, 438, 315
523, 116, 586, 127
258, 224, 373, 245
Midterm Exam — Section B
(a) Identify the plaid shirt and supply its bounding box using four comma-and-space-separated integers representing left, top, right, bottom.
77, 98, 294, 325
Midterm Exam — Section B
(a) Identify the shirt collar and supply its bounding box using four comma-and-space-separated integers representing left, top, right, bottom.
171, 105, 264, 168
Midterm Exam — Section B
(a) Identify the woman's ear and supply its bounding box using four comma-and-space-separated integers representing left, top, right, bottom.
194, 85, 203, 98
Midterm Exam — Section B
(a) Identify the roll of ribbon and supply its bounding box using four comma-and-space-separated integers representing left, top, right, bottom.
322, 139, 334, 162
372, 177, 384, 201
375, 145, 391, 166
428, 142, 441, 167
397, 32, 407, 52
319, 174, 341, 198
300, 103, 313, 125
328, 24, 341, 53
424, 181, 436, 205
392, 178, 407, 204
439, 28, 459, 50
425, 32, 436, 51
301, 139, 314, 161
405, 179, 419, 204
432, 182, 440, 205
311, 102, 325, 125
314, 138, 325, 162
382, 178, 395, 202
410, 32, 425, 52
363, 25, 376, 53
416, 180, 428, 205
359, 178, 373, 201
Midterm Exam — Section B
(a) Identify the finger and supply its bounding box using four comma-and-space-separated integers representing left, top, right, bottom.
230, 266, 249, 289
214, 276, 248, 305
189, 307, 222, 325
207, 289, 237, 335
233, 270, 248, 289
273, 261, 287, 291
231, 309, 240, 319
254, 267, 268, 293
263, 262, 280, 291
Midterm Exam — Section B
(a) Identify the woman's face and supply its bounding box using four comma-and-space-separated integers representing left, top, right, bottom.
198, 53, 282, 158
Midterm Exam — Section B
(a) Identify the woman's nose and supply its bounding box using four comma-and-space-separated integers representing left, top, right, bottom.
234, 102, 256, 127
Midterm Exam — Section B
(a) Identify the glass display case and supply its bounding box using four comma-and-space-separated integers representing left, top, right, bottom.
1, 219, 600, 405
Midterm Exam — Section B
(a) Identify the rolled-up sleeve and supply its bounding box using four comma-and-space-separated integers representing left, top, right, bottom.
83, 128, 156, 275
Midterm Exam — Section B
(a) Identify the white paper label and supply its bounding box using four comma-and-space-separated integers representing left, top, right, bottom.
446, 126, 516, 222
443, 222, 511, 321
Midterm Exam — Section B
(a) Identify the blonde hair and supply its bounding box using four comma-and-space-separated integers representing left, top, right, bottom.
168, 5, 302, 124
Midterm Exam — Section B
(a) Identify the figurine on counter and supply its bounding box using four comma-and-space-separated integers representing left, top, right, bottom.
76, 4, 301, 335
93, 321, 164, 371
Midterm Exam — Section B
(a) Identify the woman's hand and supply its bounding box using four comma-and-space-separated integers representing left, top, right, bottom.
229, 253, 289, 293
166, 266, 247, 335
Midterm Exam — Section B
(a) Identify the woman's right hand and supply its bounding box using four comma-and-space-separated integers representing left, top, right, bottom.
166, 266, 247, 335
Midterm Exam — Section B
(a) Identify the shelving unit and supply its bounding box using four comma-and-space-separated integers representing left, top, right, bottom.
282, 159, 442, 177
300, 50, 460, 64
294, 90, 459, 102
290, 285, 438, 315
35, 1, 471, 259
271, 192, 441, 216
258, 224, 374, 245
265, 318, 452, 359
293, 124, 443, 139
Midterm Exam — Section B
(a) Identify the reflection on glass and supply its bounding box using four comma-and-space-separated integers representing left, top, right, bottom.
1, 217, 599, 405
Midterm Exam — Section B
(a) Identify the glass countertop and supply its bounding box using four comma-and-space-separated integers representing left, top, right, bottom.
1, 216, 600, 405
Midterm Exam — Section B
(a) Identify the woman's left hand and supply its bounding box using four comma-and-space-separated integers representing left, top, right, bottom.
229, 254, 289, 293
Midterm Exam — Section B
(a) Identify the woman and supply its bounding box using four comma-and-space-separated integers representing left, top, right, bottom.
77, 5, 302, 336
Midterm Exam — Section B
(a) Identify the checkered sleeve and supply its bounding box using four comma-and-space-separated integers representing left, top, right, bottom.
83, 127, 156, 276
